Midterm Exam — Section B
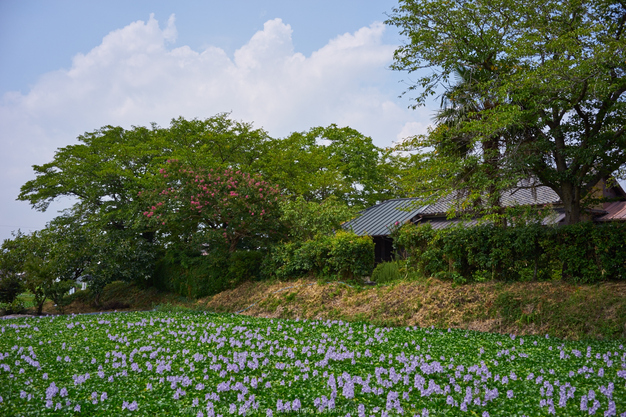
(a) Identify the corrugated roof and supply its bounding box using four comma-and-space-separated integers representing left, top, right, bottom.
419, 182, 562, 216
596, 201, 626, 221
425, 218, 479, 230
343, 198, 426, 236
345, 181, 564, 236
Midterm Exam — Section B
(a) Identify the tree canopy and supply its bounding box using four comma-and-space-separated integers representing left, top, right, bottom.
8, 114, 401, 297
387, 0, 626, 223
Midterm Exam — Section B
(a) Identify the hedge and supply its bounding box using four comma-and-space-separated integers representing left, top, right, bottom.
265, 231, 375, 280
394, 221, 626, 284
153, 249, 265, 299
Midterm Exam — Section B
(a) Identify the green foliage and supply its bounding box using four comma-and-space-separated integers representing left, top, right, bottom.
387, 0, 626, 224
327, 231, 375, 279
153, 249, 266, 299
268, 232, 374, 281
153, 252, 228, 299
395, 222, 626, 283
84, 228, 159, 301
557, 222, 626, 284
258, 124, 401, 208
0, 270, 24, 304
371, 261, 402, 283
280, 195, 357, 241
45, 280, 75, 314
22, 254, 56, 315
14, 114, 408, 297
0, 299, 26, 315
227, 250, 265, 284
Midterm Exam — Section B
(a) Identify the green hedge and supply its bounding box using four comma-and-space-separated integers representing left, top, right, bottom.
153, 249, 265, 299
266, 231, 374, 280
395, 222, 626, 284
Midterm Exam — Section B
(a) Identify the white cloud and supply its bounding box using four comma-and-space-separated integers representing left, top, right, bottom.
0, 14, 429, 241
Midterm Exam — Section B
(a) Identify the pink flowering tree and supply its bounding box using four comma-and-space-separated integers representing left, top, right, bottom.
144, 160, 284, 252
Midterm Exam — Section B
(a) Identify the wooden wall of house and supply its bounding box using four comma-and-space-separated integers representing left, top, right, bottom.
373, 236, 394, 264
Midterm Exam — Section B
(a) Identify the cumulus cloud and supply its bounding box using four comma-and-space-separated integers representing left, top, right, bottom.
0, 14, 428, 240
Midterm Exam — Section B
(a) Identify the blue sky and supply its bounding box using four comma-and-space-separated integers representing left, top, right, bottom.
0, 0, 436, 242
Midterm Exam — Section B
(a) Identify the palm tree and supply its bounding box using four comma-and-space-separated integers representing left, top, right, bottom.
433, 65, 511, 222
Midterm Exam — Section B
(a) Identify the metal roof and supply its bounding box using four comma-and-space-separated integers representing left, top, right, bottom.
596, 201, 626, 222
343, 198, 426, 236
419, 182, 562, 216
345, 182, 564, 236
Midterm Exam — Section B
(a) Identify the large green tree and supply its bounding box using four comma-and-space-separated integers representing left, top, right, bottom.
387, 0, 626, 223
259, 124, 400, 208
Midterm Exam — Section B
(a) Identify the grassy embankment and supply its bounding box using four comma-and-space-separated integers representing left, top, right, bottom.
16, 276, 626, 341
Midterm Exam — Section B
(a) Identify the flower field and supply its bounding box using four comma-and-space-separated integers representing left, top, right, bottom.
0, 311, 625, 416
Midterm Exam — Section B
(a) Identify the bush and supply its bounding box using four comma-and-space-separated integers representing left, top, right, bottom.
228, 250, 265, 285
0, 271, 24, 304
556, 222, 626, 283
371, 261, 402, 283
0, 299, 26, 315
154, 249, 267, 299
268, 232, 374, 280
395, 221, 626, 284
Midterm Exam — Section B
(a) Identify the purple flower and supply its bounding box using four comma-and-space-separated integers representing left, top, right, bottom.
292, 399, 301, 411
45, 382, 59, 399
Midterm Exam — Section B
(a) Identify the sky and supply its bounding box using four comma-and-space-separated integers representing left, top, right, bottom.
0, 0, 439, 243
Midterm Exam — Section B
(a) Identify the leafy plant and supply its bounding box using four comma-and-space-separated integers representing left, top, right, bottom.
371, 261, 402, 284
0, 299, 26, 315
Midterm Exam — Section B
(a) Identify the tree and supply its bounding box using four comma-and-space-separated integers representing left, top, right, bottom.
279, 196, 358, 242
145, 161, 284, 253
0, 229, 72, 315
258, 125, 397, 209
387, 0, 626, 223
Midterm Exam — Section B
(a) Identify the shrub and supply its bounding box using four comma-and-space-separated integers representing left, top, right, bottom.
395, 221, 626, 284
228, 250, 265, 285
0, 299, 26, 315
0, 271, 24, 304
328, 231, 375, 279
154, 249, 266, 299
268, 232, 374, 281
371, 261, 402, 283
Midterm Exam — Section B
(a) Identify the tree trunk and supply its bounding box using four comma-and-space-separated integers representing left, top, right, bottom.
560, 182, 583, 224
36, 297, 45, 315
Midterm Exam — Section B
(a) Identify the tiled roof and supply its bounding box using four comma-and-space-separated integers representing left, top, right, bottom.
343, 198, 426, 236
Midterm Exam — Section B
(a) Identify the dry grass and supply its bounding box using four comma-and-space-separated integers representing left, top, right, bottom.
198, 278, 626, 340
22, 278, 626, 341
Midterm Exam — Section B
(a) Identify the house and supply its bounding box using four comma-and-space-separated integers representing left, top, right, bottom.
343, 179, 626, 264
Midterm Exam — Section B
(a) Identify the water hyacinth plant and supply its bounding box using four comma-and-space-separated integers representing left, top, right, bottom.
0, 311, 625, 416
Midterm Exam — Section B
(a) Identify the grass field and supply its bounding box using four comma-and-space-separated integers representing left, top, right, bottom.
1, 311, 624, 416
